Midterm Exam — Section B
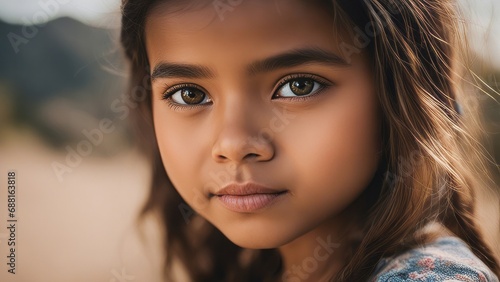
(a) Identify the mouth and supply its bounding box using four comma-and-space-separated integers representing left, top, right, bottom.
210, 182, 288, 213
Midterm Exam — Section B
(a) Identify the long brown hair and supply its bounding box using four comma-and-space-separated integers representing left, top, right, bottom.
120, 0, 500, 281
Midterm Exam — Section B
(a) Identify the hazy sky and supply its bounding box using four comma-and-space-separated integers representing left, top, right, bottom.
459, 0, 500, 68
0, 0, 498, 67
0, 0, 121, 28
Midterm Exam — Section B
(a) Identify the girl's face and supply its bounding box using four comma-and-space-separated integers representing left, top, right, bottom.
146, 0, 382, 248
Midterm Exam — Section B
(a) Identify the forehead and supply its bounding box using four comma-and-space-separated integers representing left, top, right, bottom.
144, 0, 357, 70
146, 0, 334, 21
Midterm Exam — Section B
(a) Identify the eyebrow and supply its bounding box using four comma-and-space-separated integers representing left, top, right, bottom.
151, 63, 215, 81
150, 47, 349, 81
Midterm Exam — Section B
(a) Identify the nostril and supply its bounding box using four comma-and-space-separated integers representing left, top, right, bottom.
211, 138, 275, 163
245, 153, 259, 159
217, 155, 228, 160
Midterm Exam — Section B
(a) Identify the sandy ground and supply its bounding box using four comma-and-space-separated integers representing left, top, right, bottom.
0, 131, 164, 282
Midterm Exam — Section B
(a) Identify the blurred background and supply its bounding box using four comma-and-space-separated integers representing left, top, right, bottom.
0, 0, 498, 281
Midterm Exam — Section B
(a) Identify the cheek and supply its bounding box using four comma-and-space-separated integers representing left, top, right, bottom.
152, 107, 210, 206
284, 88, 381, 215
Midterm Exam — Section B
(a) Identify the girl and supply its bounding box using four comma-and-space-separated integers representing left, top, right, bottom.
120, 0, 500, 281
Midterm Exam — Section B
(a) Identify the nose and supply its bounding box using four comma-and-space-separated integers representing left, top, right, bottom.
211, 106, 275, 164
212, 135, 275, 163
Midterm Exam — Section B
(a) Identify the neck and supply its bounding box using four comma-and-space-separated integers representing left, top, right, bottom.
278, 213, 356, 282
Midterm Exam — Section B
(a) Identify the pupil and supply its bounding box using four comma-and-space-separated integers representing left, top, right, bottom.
295, 81, 305, 89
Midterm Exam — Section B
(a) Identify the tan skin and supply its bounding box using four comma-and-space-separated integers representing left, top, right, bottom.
145, 0, 382, 280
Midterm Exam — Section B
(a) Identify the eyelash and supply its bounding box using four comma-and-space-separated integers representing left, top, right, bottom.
273, 74, 330, 101
161, 84, 208, 111
160, 73, 332, 110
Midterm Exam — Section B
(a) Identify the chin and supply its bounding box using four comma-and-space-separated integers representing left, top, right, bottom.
218, 225, 296, 249
227, 235, 284, 249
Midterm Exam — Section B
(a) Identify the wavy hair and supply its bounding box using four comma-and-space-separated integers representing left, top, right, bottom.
120, 0, 500, 280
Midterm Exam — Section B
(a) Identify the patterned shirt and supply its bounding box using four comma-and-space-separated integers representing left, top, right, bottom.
370, 236, 499, 281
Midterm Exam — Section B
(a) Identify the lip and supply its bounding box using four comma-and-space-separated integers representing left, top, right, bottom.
212, 182, 287, 213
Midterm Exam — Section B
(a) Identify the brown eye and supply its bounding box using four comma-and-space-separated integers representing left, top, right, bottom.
275, 77, 324, 99
167, 86, 212, 106
290, 79, 314, 96
180, 88, 205, 104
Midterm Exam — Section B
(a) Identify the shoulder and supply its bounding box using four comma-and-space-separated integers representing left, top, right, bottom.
370, 236, 499, 282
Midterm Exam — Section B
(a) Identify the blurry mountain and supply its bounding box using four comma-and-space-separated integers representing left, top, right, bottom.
479, 68, 500, 180
0, 17, 128, 148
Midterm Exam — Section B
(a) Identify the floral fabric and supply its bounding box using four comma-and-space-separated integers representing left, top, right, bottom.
370, 237, 499, 282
